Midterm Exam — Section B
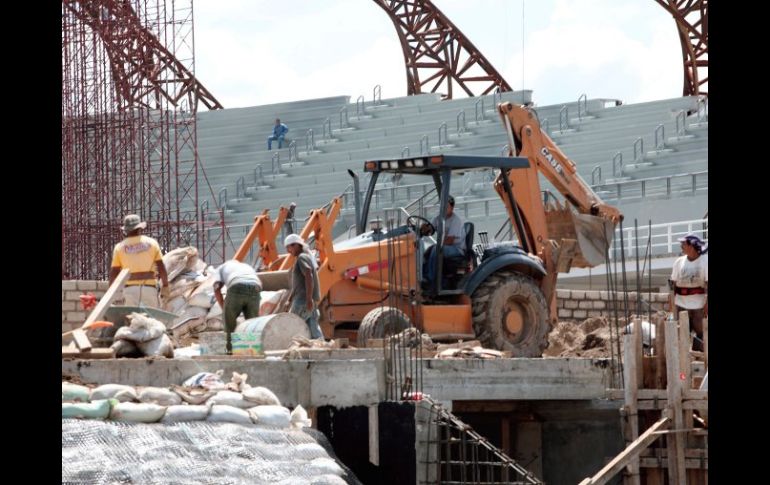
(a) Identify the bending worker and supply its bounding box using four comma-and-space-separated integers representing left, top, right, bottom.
213, 259, 263, 355
110, 214, 169, 307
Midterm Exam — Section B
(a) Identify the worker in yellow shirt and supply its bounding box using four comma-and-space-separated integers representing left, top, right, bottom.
109, 214, 169, 308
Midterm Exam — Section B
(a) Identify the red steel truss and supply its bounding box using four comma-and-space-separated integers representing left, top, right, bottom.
373, 0, 512, 99
62, 0, 225, 280
654, 0, 708, 97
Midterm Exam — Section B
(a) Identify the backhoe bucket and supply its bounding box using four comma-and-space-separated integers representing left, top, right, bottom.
545, 206, 614, 268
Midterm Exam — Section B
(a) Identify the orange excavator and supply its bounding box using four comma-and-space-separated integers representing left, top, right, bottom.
240, 102, 621, 357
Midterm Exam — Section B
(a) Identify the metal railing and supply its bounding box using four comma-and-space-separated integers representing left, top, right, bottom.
493, 86, 502, 107
474, 98, 485, 122
355, 95, 365, 117
305, 129, 316, 152
612, 152, 623, 178
235, 176, 246, 199
373, 84, 382, 106
217, 187, 227, 210
542, 118, 550, 135
675, 110, 687, 136
558, 106, 569, 132
610, 218, 708, 260
401, 146, 410, 158
594, 170, 707, 202
577, 93, 588, 121
322, 117, 332, 140
632, 137, 644, 162
339, 106, 349, 129
271, 152, 281, 174
653, 124, 665, 150
456, 110, 466, 135
591, 165, 602, 185
254, 164, 264, 186
501, 144, 510, 156
696, 96, 708, 122
420, 134, 430, 155
288, 140, 298, 162
438, 122, 448, 146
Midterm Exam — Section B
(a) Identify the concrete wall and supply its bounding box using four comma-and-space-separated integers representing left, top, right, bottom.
555, 289, 670, 321
61, 280, 109, 332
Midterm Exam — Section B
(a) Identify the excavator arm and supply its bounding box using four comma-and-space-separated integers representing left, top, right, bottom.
233, 207, 290, 269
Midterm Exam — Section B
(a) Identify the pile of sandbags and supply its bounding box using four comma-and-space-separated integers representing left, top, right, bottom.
110, 312, 174, 358
61, 372, 311, 428
163, 246, 289, 346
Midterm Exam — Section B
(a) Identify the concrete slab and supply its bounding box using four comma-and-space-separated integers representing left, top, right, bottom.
62, 356, 613, 407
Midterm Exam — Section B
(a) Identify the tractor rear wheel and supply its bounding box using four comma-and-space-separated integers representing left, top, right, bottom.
471, 271, 550, 357
357, 306, 412, 347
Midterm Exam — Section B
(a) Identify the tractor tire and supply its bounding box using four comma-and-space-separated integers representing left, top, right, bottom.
471, 271, 550, 357
357, 306, 412, 347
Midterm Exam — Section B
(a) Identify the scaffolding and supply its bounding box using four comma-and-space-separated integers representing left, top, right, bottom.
61, 0, 225, 280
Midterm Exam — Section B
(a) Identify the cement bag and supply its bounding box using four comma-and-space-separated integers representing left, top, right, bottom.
310, 476, 348, 485
242, 386, 281, 406
62, 382, 90, 402
164, 295, 188, 315
91, 384, 138, 402
110, 339, 139, 357
290, 404, 312, 429
205, 303, 224, 331
207, 405, 252, 424
209, 390, 254, 409
259, 290, 287, 315
249, 405, 291, 428
62, 399, 115, 420
188, 275, 216, 308
110, 402, 167, 423
138, 387, 182, 406
116, 313, 167, 342
163, 246, 200, 282
161, 404, 210, 423
294, 443, 327, 459
183, 371, 225, 390
136, 334, 174, 358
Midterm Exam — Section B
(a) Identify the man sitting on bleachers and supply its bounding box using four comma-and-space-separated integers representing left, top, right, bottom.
267, 118, 289, 150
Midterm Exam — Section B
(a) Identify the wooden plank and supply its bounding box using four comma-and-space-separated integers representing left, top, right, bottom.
678, 313, 696, 448
436, 340, 481, 352
71, 329, 92, 352
61, 347, 115, 359
369, 404, 379, 466
366, 338, 385, 348
83, 268, 130, 328
665, 318, 687, 485
654, 318, 666, 389
577, 416, 670, 485
633, 318, 644, 389
639, 457, 708, 470
607, 389, 708, 401
622, 333, 641, 485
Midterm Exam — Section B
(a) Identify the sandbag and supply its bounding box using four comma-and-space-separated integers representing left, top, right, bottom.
249, 405, 291, 428
188, 275, 216, 308
62, 382, 90, 402
242, 386, 281, 406
208, 390, 253, 409
138, 387, 182, 406
308, 459, 345, 478
136, 334, 174, 358
110, 338, 139, 357
115, 313, 167, 342
290, 404, 312, 429
183, 371, 225, 390
259, 290, 288, 316
110, 402, 167, 422
91, 384, 138, 402
206, 405, 252, 424
161, 404, 210, 422
62, 399, 115, 419
163, 246, 200, 282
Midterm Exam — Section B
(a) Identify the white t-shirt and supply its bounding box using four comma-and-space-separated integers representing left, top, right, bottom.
431, 212, 466, 254
671, 254, 707, 309
214, 260, 262, 290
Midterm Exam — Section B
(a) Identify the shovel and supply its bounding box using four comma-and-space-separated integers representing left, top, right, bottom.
62, 320, 114, 338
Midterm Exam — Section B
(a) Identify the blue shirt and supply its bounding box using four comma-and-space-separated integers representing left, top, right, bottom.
272, 123, 289, 137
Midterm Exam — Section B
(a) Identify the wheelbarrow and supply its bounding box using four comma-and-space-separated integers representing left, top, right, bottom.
90, 306, 179, 348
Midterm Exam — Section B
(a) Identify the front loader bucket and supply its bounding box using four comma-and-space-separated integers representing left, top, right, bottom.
545, 206, 614, 268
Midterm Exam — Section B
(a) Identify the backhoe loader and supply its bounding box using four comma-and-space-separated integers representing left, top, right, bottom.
247, 102, 621, 357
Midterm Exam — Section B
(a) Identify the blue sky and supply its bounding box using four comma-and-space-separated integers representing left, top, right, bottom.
193, 0, 686, 109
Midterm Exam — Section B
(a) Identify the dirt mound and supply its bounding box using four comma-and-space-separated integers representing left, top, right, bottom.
543, 317, 616, 358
